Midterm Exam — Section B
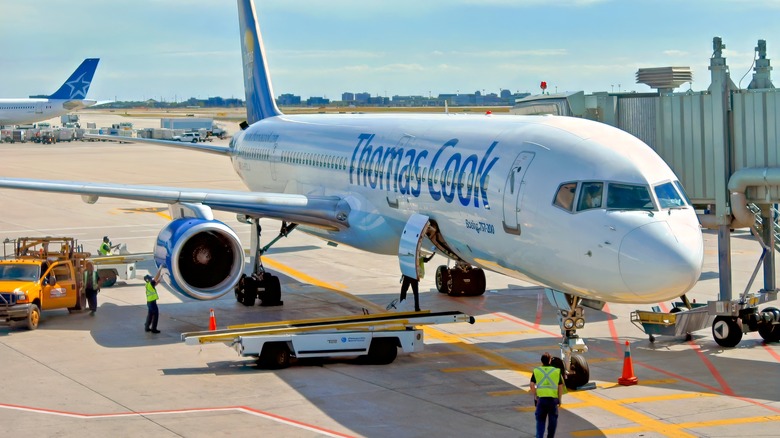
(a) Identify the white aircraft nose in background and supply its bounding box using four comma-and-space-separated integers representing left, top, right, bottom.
619, 220, 703, 302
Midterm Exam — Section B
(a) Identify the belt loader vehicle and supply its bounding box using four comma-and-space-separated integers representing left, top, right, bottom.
183, 310, 476, 369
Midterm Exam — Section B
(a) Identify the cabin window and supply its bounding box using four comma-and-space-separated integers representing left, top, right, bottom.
554, 182, 577, 212
606, 183, 654, 210
577, 182, 603, 211
654, 181, 686, 209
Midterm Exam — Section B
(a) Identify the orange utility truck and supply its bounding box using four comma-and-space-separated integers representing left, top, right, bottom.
0, 237, 89, 329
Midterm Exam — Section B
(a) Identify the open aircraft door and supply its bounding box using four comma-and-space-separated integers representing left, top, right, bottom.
398, 213, 430, 279
502, 151, 535, 235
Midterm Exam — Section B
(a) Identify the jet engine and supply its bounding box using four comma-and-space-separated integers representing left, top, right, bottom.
153, 218, 244, 300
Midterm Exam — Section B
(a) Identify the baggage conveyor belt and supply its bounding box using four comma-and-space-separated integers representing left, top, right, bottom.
181, 310, 476, 345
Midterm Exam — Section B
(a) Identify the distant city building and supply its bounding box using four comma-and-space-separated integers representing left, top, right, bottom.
342, 92, 355, 102
355, 92, 371, 104
306, 96, 330, 106
277, 93, 301, 105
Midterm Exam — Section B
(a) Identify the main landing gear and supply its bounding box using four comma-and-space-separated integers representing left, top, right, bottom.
434, 263, 487, 296
545, 288, 592, 390
234, 218, 296, 307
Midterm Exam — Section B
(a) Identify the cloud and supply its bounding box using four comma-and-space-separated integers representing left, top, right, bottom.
663, 50, 690, 57
273, 50, 385, 59
447, 49, 568, 57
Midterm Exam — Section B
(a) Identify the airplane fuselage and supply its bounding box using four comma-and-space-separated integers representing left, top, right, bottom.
229, 113, 704, 305
0, 98, 96, 126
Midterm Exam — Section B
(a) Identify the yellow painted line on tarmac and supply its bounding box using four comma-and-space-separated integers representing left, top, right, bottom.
568, 391, 696, 438
618, 392, 716, 405
473, 317, 505, 323
422, 326, 536, 375
676, 414, 780, 430
457, 330, 534, 337
260, 257, 383, 313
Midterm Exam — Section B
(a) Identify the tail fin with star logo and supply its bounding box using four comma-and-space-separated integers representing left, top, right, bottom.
48, 58, 100, 100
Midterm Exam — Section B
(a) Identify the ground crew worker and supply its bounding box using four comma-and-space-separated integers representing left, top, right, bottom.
83, 261, 100, 316
98, 236, 112, 256
530, 352, 564, 438
399, 251, 434, 312
144, 267, 164, 334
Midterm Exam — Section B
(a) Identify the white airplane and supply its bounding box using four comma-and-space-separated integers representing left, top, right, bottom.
0, 58, 100, 126
0, 0, 703, 388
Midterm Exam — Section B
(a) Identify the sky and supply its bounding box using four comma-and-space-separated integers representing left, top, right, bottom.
1, 0, 778, 102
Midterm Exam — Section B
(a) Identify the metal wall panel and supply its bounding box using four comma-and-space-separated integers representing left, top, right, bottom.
732, 89, 780, 200
616, 96, 656, 148
655, 92, 719, 203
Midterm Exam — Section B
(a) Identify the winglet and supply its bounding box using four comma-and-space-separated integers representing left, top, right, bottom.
48, 58, 100, 100
237, 0, 282, 124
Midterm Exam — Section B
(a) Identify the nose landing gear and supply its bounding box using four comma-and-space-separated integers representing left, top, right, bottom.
546, 288, 592, 390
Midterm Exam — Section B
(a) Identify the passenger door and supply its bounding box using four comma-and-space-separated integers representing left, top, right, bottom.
502, 151, 535, 235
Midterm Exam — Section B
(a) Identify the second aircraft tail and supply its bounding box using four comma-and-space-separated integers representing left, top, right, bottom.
48, 58, 100, 100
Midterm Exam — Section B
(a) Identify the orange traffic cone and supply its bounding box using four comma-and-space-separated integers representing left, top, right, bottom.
208, 308, 217, 331
618, 340, 638, 386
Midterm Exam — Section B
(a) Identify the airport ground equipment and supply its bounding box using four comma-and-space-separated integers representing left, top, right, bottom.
631, 298, 712, 343
0, 237, 89, 329
182, 310, 475, 369
90, 243, 147, 288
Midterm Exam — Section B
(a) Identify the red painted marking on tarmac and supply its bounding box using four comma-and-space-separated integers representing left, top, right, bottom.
534, 290, 544, 329
0, 403, 355, 437
765, 343, 780, 362
602, 303, 623, 356
687, 341, 734, 396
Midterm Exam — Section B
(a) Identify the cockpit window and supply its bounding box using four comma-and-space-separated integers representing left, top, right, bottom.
673, 180, 692, 206
554, 182, 577, 212
577, 182, 603, 211
654, 181, 687, 209
606, 183, 654, 210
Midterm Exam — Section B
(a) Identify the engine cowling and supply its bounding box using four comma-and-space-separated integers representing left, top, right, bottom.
153, 218, 244, 300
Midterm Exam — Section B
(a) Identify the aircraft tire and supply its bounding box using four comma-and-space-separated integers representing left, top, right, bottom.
258, 342, 291, 369
758, 307, 780, 343
712, 316, 743, 347
435, 265, 449, 293
566, 354, 589, 390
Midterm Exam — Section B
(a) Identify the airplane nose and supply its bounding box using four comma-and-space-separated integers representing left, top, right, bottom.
619, 220, 703, 302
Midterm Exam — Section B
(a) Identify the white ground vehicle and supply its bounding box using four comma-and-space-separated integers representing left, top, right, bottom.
173, 132, 200, 143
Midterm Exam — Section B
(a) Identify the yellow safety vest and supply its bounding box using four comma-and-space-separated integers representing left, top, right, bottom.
533, 366, 561, 398
145, 282, 159, 302
99, 242, 111, 255
418, 257, 426, 279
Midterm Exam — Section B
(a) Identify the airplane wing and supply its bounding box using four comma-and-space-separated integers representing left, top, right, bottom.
0, 178, 350, 231
84, 134, 232, 155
